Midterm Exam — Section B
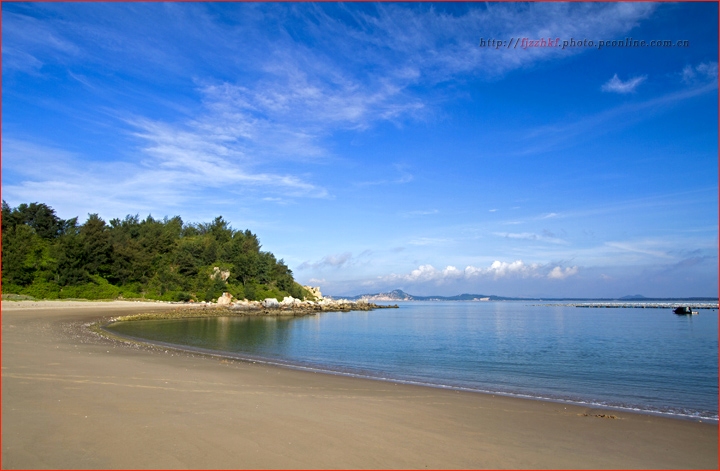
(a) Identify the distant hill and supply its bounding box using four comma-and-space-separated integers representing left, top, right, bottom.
330, 289, 717, 302
336, 289, 523, 302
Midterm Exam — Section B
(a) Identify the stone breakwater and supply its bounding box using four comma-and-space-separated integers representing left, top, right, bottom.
108, 296, 398, 323
535, 302, 719, 310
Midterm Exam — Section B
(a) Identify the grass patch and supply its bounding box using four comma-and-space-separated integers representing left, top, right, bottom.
2, 293, 37, 301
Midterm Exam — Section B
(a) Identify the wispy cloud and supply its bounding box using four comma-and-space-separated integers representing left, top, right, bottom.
4, 3, 664, 205
298, 252, 353, 270
356, 164, 414, 187
408, 237, 453, 246
494, 232, 568, 245
681, 61, 718, 84
604, 241, 673, 259
129, 115, 328, 197
515, 77, 717, 156
2, 10, 81, 74
401, 209, 439, 217
340, 2, 656, 81
601, 74, 647, 94
1, 134, 326, 223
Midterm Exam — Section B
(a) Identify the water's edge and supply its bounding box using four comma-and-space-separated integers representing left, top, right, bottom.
100, 322, 718, 424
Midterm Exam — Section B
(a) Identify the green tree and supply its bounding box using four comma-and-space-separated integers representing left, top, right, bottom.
1, 224, 39, 286
80, 214, 113, 277
2, 201, 73, 239
2, 202, 310, 302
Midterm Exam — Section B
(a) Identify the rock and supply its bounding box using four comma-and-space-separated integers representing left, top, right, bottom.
230, 299, 262, 311
280, 296, 298, 307
303, 286, 323, 300
217, 292, 233, 306
210, 266, 230, 282
262, 298, 280, 308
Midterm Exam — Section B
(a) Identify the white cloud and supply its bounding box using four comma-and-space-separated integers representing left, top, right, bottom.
547, 266, 579, 279
378, 260, 578, 285
601, 74, 647, 94
482, 260, 541, 278
397, 265, 465, 283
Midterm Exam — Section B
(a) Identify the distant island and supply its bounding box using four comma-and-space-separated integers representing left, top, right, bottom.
332, 289, 717, 303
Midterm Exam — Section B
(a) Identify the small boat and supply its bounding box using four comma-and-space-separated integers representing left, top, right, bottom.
673, 306, 698, 315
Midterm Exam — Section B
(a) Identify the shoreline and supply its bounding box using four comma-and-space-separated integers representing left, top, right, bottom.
101, 318, 718, 425
2, 300, 718, 469
1, 298, 398, 318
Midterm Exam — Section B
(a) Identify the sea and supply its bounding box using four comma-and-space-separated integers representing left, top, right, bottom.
106, 301, 719, 422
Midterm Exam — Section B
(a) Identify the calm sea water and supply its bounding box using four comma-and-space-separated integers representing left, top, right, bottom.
107, 301, 718, 421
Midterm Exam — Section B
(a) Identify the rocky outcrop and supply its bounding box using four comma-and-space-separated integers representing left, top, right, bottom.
303, 286, 323, 300
224, 295, 397, 316
216, 292, 233, 306
210, 267, 230, 282
262, 298, 280, 308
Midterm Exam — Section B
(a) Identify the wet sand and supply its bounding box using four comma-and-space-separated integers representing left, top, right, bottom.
2, 301, 717, 469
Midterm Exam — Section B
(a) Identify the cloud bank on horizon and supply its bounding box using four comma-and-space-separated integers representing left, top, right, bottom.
2, 2, 717, 298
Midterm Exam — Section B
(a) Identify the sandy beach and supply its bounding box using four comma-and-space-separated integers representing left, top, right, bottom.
1, 300, 717, 469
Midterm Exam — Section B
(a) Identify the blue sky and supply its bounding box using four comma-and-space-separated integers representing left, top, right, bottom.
2, 2, 718, 298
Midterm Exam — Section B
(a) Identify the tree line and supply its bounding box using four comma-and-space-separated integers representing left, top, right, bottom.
1, 201, 312, 302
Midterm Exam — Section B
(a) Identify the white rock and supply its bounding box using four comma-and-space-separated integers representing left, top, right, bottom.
262, 298, 280, 308
217, 292, 233, 306
303, 285, 323, 300
210, 266, 230, 282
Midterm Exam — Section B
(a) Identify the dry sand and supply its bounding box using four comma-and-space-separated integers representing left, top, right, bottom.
2, 300, 717, 469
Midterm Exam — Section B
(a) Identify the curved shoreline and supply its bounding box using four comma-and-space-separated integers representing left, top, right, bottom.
100, 317, 718, 424
2, 301, 718, 469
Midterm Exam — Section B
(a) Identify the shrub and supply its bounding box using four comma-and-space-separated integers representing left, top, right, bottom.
253, 284, 285, 302
21, 281, 61, 299
58, 275, 120, 300
173, 291, 194, 302
226, 282, 246, 301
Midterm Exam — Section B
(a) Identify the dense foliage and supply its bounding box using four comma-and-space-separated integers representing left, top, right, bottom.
1, 201, 311, 302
